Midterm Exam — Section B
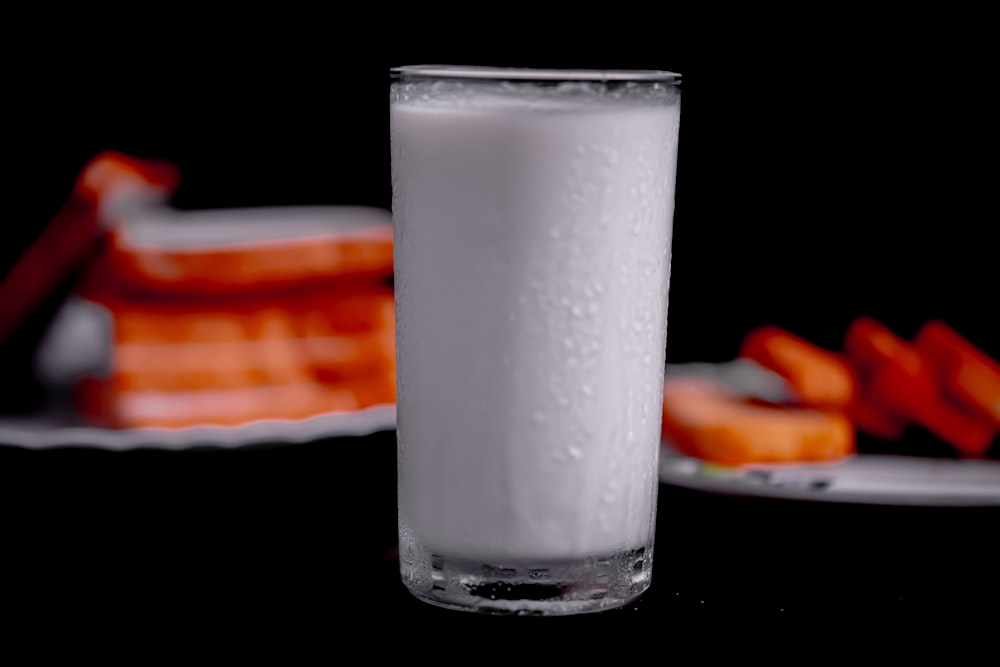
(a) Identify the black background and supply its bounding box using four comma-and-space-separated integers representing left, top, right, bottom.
1, 11, 996, 639
7, 13, 996, 370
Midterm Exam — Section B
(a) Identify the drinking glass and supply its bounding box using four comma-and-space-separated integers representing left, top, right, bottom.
390, 65, 682, 615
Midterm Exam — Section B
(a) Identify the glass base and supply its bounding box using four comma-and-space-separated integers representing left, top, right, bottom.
400, 545, 654, 616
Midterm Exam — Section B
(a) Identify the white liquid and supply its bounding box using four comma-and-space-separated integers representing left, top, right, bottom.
391, 81, 681, 562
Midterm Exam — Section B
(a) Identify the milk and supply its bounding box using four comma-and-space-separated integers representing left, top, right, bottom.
391, 78, 681, 563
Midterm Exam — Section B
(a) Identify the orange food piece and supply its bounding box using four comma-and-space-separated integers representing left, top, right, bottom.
914, 320, 1000, 427
74, 283, 397, 430
866, 364, 994, 457
292, 288, 395, 334
305, 327, 395, 383
844, 317, 996, 457
844, 319, 936, 423
23, 151, 400, 432
843, 317, 920, 376
738, 326, 856, 409
948, 360, 1000, 427
662, 377, 854, 466
76, 370, 396, 430
105, 287, 394, 340
0, 151, 179, 342
101, 225, 393, 297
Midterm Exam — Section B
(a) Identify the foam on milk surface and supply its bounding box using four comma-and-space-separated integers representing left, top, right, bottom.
392, 82, 680, 561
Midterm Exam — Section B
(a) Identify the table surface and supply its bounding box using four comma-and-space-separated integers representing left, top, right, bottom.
1, 429, 995, 640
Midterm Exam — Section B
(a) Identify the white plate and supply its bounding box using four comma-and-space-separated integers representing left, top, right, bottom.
659, 444, 1000, 507
0, 404, 396, 451
5, 407, 997, 508
4, 203, 399, 452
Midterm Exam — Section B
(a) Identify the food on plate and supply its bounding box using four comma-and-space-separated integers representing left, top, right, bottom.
738, 325, 857, 409
98, 207, 394, 296
102, 290, 396, 390
19, 151, 399, 430
844, 317, 995, 457
661, 376, 855, 466
75, 371, 396, 430
74, 285, 396, 429
0, 151, 178, 343
669, 319, 998, 467
913, 320, 1000, 427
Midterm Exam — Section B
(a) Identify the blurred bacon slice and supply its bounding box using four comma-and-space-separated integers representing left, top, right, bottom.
97, 206, 393, 297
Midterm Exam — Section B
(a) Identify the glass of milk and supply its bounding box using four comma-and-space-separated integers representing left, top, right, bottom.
390, 65, 681, 615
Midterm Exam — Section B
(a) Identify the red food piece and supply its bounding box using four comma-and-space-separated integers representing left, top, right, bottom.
914, 320, 1000, 427
73, 284, 397, 430
850, 384, 906, 442
844, 317, 996, 457
0, 151, 178, 342
98, 222, 393, 297
739, 326, 857, 409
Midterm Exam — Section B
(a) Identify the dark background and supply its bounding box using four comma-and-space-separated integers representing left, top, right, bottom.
6, 15, 996, 374
1, 13, 996, 635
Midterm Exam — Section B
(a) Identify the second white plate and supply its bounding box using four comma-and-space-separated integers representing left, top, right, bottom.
658, 444, 1000, 507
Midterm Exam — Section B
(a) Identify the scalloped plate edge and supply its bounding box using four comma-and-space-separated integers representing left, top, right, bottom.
0, 404, 396, 451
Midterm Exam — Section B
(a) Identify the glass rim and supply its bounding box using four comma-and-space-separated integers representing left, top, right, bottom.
390, 65, 681, 84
